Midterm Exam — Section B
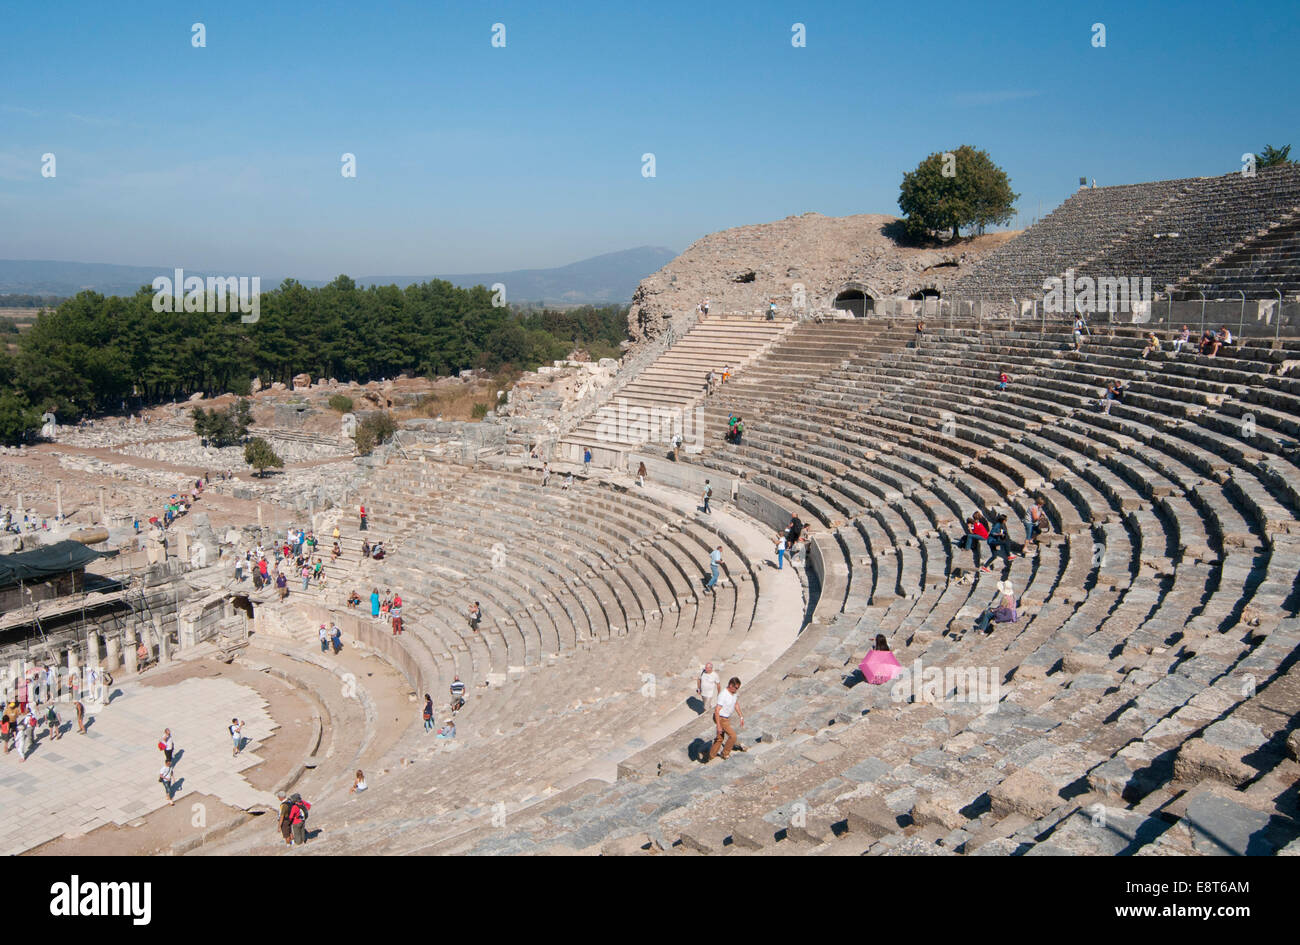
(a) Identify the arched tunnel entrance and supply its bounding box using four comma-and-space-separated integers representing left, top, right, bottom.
833, 289, 874, 317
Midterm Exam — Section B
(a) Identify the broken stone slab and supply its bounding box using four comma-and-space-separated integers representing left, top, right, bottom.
989, 768, 1061, 819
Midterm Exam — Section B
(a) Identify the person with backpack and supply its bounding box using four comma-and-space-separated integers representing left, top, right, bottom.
159, 761, 175, 805
583, 447, 592, 474
288, 794, 311, 845
331, 624, 343, 654
229, 718, 244, 757
701, 480, 712, 514
422, 694, 435, 732
449, 676, 466, 714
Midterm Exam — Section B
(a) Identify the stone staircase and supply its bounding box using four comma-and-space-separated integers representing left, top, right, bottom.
561, 315, 795, 466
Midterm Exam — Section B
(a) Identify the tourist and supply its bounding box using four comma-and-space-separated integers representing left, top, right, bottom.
785, 515, 804, 548
302, 563, 312, 591
973, 580, 1018, 634
998, 369, 1010, 392
980, 514, 1014, 572
636, 461, 647, 488
705, 545, 723, 594
371, 587, 380, 618
391, 599, 404, 635
873, 634, 890, 651
372, 542, 385, 560
767, 299, 777, 320
331, 541, 341, 561
467, 600, 481, 631
436, 719, 456, 739
319, 624, 330, 653
359, 504, 367, 531
276, 793, 294, 846
350, 770, 367, 795
702, 297, 710, 316
1024, 497, 1045, 544
1198, 329, 1216, 356
1072, 315, 1088, 351
697, 662, 721, 714
159, 762, 175, 805
422, 694, 435, 732
1141, 331, 1162, 359
722, 366, 732, 384
562, 472, 573, 491
159, 728, 174, 764
701, 479, 712, 514
775, 533, 786, 569
1100, 379, 1127, 415
450, 676, 466, 714
361, 538, 371, 559
74, 700, 87, 735
347, 589, 361, 608
707, 677, 743, 762
288, 794, 310, 845
958, 512, 989, 565
330, 624, 342, 654
229, 718, 244, 757
276, 570, 288, 600
0, 713, 10, 754
1171, 325, 1191, 355
541, 462, 551, 487
583, 447, 591, 474
915, 320, 925, 347
705, 369, 716, 395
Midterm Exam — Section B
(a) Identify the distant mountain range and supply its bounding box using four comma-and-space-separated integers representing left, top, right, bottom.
0, 246, 678, 306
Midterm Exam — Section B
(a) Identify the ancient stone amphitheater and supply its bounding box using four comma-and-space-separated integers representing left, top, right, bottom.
195, 169, 1300, 857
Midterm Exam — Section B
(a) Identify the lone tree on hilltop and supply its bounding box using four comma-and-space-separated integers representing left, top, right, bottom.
1257, 144, 1296, 168
898, 145, 1018, 242
244, 436, 283, 478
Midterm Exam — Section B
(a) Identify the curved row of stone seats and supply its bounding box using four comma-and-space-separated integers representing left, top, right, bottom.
339, 465, 761, 720
950, 179, 1191, 300
1077, 166, 1300, 293
1181, 212, 1300, 299
200, 463, 799, 855
444, 321, 1289, 852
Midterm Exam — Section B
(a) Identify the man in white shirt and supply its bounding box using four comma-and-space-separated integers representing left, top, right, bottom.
697, 663, 720, 713
705, 546, 722, 593
708, 677, 744, 761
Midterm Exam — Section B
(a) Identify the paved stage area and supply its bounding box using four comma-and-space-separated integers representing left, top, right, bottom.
0, 677, 280, 855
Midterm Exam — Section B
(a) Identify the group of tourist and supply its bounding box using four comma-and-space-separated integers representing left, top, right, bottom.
318, 623, 344, 654
352, 587, 403, 633
956, 505, 1035, 574
696, 662, 744, 762
774, 514, 807, 569
705, 366, 733, 395
724, 414, 744, 445
421, 683, 460, 738
359, 538, 386, 560
0, 507, 50, 533
2, 697, 84, 761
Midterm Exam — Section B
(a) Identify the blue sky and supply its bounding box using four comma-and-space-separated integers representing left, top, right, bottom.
1, 0, 1297, 278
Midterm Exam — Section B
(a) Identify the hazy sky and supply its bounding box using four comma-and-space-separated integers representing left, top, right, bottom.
1, 0, 1297, 279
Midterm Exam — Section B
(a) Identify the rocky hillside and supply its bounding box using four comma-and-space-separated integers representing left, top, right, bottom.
627, 212, 1016, 344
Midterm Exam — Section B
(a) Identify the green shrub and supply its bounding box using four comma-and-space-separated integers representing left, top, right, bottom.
354, 411, 398, 455
328, 393, 354, 413
471, 402, 489, 419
